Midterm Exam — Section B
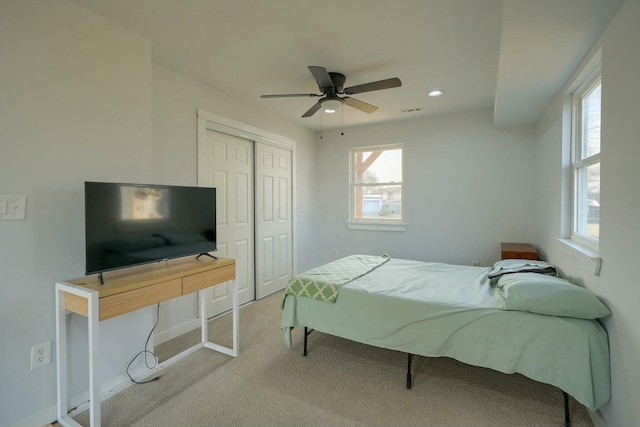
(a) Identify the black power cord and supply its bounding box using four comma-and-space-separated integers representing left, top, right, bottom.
125, 303, 161, 384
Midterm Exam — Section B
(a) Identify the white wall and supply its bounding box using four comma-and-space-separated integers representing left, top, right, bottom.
534, 2, 640, 426
0, 1, 317, 426
312, 109, 537, 266
0, 1, 154, 426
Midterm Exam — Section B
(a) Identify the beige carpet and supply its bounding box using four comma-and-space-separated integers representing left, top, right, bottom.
70, 292, 594, 427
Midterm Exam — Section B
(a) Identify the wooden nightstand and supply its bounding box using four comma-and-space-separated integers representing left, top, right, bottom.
501, 243, 538, 260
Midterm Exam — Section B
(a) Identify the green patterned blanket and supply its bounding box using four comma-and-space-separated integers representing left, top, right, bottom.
282, 254, 390, 306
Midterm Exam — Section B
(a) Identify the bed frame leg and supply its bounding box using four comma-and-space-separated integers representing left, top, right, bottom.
406, 353, 413, 389
304, 327, 308, 356
563, 391, 571, 427
303, 327, 314, 356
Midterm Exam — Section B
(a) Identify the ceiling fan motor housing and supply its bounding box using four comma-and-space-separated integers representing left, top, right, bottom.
327, 72, 346, 93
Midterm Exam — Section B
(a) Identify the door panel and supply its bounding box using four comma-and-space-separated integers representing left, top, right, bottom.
198, 130, 254, 316
256, 143, 293, 298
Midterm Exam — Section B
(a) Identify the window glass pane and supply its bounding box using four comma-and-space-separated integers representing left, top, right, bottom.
354, 185, 401, 219
582, 82, 601, 158
355, 149, 402, 184
569, 70, 600, 249
575, 163, 600, 239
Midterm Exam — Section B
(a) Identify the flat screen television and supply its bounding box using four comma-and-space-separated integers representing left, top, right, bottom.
84, 181, 217, 276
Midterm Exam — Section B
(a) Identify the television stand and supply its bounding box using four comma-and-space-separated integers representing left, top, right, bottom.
55, 256, 238, 427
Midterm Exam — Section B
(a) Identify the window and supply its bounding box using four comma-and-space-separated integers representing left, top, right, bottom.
347, 144, 405, 231
571, 73, 601, 250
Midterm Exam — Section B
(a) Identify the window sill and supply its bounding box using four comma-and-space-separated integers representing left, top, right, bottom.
557, 238, 602, 276
345, 222, 408, 232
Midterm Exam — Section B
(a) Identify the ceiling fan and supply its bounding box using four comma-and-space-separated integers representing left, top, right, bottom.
261, 66, 402, 118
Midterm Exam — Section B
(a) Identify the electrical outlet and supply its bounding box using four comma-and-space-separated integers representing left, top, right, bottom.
31, 341, 51, 370
471, 260, 480, 267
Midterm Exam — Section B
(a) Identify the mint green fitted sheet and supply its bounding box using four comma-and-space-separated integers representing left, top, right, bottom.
281, 258, 610, 411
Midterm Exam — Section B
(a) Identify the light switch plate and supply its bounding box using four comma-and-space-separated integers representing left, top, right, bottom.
0, 195, 26, 220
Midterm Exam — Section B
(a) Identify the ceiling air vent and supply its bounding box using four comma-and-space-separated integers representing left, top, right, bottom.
400, 107, 423, 113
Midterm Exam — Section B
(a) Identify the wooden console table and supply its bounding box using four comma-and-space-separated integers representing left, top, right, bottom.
55, 256, 238, 427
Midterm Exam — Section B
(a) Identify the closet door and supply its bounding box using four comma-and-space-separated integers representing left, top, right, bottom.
255, 143, 293, 298
198, 130, 255, 316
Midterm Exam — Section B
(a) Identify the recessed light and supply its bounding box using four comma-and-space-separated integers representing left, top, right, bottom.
428, 89, 445, 97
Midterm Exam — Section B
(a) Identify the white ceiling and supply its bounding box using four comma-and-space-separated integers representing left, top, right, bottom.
71, 0, 624, 131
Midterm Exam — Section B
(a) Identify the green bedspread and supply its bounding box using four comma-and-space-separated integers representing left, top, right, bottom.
283, 254, 389, 305
281, 258, 610, 411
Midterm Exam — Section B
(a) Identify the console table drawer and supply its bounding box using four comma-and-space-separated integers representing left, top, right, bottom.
183, 264, 235, 294
100, 278, 182, 321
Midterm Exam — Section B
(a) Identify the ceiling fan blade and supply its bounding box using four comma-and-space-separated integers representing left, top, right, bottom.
343, 97, 378, 113
308, 66, 335, 91
343, 77, 402, 95
261, 93, 320, 98
301, 100, 323, 118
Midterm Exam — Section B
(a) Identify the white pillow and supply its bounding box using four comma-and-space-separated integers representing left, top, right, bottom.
498, 273, 611, 319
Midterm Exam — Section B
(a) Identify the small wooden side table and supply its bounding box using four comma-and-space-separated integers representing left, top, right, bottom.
501, 243, 538, 260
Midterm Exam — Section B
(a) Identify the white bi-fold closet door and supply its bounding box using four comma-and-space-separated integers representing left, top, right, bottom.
199, 130, 255, 315
255, 142, 293, 299
197, 111, 294, 318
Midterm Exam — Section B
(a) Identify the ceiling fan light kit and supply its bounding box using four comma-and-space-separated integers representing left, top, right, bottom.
261, 66, 402, 118
322, 98, 343, 113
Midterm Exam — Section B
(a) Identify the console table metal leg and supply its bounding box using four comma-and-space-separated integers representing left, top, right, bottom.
55, 282, 101, 427
199, 277, 239, 357
87, 290, 101, 427
232, 277, 239, 356
198, 277, 238, 356
55, 284, 68, 424
199, 288, 208, 344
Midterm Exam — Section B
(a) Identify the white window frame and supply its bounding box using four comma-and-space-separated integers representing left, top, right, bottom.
570, 71, 601, 251
346, 143, 407, 231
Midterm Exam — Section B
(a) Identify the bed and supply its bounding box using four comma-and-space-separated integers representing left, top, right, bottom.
280, 255, 611, 421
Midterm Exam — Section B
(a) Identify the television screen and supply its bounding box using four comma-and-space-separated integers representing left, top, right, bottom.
85, 181, 216, 275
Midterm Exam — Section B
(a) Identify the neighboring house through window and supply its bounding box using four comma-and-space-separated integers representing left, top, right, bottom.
347, 144, 406, 231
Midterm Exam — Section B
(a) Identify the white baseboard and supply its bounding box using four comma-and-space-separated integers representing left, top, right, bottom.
153, 318, 201, 346
9, 363, 152, 427
589, 409, 609, 427
8, 406, 57, 427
